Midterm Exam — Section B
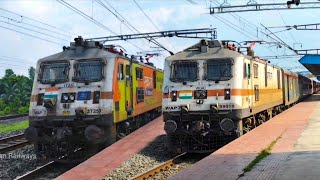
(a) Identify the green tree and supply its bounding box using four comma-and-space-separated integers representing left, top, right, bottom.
0, 69, 33, 115
4, 69, 15, 78
28, 66, 35, 81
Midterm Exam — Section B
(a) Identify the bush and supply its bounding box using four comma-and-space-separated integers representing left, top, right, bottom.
18, 106, 29, 114
3, 107, 11, 115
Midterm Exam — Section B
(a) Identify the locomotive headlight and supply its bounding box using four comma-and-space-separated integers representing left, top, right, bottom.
63, 94, 69, 101
194, 90, 207, 99
61, 93, 76, 103
69, 94, 75, 101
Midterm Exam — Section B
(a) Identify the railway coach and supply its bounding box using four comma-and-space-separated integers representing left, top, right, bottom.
162, 39, 306, 153
25, 37, 163, 160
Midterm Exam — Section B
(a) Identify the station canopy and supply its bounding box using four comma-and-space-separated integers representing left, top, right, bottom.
299, 55, 320, 81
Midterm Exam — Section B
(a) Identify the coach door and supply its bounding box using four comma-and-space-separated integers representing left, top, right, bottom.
125, 64, 133, 116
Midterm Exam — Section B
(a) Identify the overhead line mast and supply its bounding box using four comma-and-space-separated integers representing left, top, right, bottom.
209, 1, 320, 14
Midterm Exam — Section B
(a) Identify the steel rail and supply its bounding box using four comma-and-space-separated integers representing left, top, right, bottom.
0, 114, 28, 121
0, 134, 30, 153
15, 161, 57, 180
131, 152, 187, 180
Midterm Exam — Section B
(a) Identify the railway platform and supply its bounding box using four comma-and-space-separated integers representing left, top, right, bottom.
171, 93, 320, 180
56, 116, 165, 180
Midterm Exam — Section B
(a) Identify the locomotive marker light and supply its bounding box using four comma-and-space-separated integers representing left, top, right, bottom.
171, 91, 177, 102
225, 89, 231, 100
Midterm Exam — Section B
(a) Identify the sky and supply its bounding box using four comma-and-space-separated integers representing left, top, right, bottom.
0, 0, 320, 77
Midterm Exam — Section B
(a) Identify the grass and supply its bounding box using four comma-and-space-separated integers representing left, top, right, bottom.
0, 120, 29, 134
238, 136, 281, 178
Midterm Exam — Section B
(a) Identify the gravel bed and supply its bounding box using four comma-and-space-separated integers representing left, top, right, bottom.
0, 116, 28, 125
103, 135, 175, 180
0, 129, 25, 139
30, 162, 78, 180
149, 154, 208, 179
0, 145, 49, 180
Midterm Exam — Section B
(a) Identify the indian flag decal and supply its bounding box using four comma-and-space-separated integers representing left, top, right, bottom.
44, 88, 59, 99
179, 90, 192, 99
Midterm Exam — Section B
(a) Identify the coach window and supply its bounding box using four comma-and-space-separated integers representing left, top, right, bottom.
137, 87, 144, 103
253, 64, 258, 78
254, 85, 259, 101
118, 63, 124, 80
136, 68, 143, 80
277, 70, 280, 89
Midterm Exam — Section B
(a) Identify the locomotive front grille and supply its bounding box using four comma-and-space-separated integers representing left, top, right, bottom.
170, 132, 236, 153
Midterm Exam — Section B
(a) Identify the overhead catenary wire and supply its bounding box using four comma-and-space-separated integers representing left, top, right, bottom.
56, 0, 146, 51
97, 0, 173, 54
0, 25, 63, 45
0, 14, 72, 38
208, 1, 301, 66
95, 0, 151, 47
271, 0, 297, 45
0, 19, 69, 42
0, 7, 76, 36
132, 0, 177, 52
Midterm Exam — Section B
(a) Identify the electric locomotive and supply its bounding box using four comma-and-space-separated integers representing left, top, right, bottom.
162, 39, 301, 153
25, 37, 163, 160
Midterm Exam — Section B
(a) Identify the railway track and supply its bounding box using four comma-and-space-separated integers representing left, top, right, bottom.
0, 134, 30, 153
15, 161, 57, 180
0, 114, 28, 121
131, 153, 187, 180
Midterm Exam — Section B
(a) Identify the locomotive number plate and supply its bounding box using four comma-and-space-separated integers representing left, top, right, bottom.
63, 111, 70, 116
219, 103, 235, 109
86, 109, 101, 114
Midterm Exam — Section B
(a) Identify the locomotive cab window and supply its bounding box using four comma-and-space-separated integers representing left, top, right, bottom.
73, 59, 104, 83
170, 61, 198, 82
118, 63, 124, 80
205, 59, 233, 81
39, 61, 69, 84
126, 65, 130, 80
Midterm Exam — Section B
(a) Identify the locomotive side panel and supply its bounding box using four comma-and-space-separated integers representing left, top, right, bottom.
251, 60, 283, 114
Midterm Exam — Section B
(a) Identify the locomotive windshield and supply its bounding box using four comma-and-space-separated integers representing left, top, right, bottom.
40, 62, 69, 84
170, 61, 198, 82
73, 60, 103, 83
206, 59, 232, 81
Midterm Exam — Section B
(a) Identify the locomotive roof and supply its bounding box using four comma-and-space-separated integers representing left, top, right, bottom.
166, 40, 250, 61
38, 42, 162, 71
166, 40, 288, 70
38, 46, 117, 62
